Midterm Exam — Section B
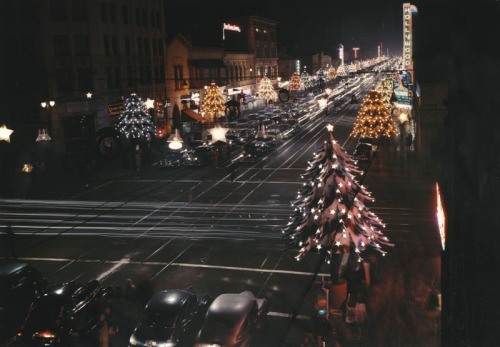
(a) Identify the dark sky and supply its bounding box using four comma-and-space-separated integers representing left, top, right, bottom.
165, 0, 406, 57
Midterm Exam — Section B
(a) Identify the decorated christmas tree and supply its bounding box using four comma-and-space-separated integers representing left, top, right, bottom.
376, 77, 394, 109
337, 64, 348, 77
347, 64, 357, 73
283, 124, 393, 279
116, 93, 156, 139
200, 82, 225, 123
351, 89, 399, 139
316, 68, 326, 81
300, 69, 312, 89
327, 66, 337, 80
257, 76, 277, 103
288, 72, 303, 91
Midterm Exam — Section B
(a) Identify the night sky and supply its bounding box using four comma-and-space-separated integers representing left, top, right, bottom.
165, 0, 407, 57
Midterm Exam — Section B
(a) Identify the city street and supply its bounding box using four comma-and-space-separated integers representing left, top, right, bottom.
1, 75, 441, 346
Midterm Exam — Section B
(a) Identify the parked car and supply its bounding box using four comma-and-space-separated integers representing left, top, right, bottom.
195, 291, 268, 347
129, 287, 212, 347
353, 143, 373, 161
186, 145, 214, 167
163, 150, 187, 167
16, 280, 110, 346
240, 141, 270, 162
0, 262, 47, 340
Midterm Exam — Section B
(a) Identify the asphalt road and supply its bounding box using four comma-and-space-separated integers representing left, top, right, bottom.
1, 73, 441, 346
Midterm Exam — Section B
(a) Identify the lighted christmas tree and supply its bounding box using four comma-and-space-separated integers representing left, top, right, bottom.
376, 77, 394, 109
351, 89, 399, 139
300, 69, 312, 89
348, 64, 357, 73
200, 82, 225, 123
288, 72, 303, 91
283, 124, 393, 279
337, 64, 348, 77
116, 93, 156, 139
327, 66, 337, 80
257, 76, 277, 103
316, 68, 326, 81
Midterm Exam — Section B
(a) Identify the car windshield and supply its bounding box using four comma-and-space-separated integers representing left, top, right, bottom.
143, 307, 182, 327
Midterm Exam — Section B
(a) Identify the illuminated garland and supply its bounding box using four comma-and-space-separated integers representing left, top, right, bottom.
288, 72, 303, 90
200, 82, 225, 123
257, 76, 277, 102
282, 125, 393, 263
351, 89, 399, 139
116, 93, 156, 139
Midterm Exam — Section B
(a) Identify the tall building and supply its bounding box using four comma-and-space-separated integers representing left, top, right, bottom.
224, 16, 279, 83
1, 0, 167, 154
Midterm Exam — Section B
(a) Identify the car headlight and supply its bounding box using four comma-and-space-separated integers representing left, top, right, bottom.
157, 342, 177, 347
129, 333, 140, 346
196, 344, 221, 347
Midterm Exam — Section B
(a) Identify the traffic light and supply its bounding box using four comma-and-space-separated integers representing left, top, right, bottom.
316, 287, 329, 318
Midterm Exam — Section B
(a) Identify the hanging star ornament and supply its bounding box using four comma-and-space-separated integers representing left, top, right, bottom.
326, 124, 334, 132
0, 125, 14, 143
144, 98, 155, 109
209, 126, 228, 142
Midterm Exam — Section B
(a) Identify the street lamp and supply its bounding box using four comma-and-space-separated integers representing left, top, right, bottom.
40, 100, 55, 140
167, 129, 183, 150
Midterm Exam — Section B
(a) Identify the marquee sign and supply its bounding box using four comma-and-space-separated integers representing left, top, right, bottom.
223, 23, 241, 32
402, 3, 418, 71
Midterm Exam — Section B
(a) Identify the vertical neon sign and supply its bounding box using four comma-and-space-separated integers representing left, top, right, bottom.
402, 4, 417, 70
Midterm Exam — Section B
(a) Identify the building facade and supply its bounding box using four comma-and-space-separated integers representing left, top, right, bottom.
2, 0, 167, 154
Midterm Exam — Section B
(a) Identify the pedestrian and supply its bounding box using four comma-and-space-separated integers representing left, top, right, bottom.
98, 313, 109, 347
134, 144, 142, 170
136, 275, 154, 307
406, 133, 413, 150
4, 225, 16, 259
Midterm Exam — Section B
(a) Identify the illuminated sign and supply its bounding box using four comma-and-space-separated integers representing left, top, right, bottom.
352, 47, 359, 59
436, 183, 446, 250
338, 44, 344, 65
296, 60, 300, 74
377, 45, 381, 58
223, 23, 241, 32
402, 3, 418, 70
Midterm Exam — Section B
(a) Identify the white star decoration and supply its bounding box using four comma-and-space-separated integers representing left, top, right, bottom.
144, 98, 155, 109
0, 125, 14, 143
326, 124, 334, 132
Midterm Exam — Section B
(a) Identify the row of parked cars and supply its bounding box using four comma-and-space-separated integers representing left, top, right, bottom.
0, 261, 268, 347
162, 103, 305, 168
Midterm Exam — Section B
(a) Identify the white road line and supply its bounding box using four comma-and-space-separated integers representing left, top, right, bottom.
17, 257, 330, 277
96, 258, 130, 281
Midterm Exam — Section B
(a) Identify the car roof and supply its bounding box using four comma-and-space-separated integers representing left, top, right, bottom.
45, 282, 81, 297
207, 291, 254, 319
146, 289, 194, 310
0, 261, 31, 277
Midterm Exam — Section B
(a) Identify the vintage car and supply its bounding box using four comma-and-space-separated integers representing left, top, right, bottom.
129, 287, 212, 347
15, 280, 110, 346
163, 150, 187, 167
0, 262, 47, 341
195, 291, 268, 347
353, 143, 373, 161
185, 145, 215, 167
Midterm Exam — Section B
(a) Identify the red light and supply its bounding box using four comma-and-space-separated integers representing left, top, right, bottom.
318, 299, 326, 307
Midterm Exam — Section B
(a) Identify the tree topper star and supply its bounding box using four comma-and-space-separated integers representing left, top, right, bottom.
326, 124, 334, 132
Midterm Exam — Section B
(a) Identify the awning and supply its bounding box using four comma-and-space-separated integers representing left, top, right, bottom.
182, 109, 206, 123
188, 59, 226, 68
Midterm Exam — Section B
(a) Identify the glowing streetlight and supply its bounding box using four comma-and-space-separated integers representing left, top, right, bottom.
167, 129, 183, 150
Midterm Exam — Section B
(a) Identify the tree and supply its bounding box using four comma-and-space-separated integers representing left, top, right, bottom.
200, 82, 225, 123
337, 64, 348, 77
376, 76, 393, 109
288, 72, 303, 100
300, 69, 312, 89
327, 66, 337, 80
283, 125, 393, 280
351, 89, 399, 139
316, 68, 326, 81
257, 76, 277, 103
116, 93, 156, 139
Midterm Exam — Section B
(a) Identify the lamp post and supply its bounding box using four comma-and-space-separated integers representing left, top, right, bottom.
167, 128, 183, 150
40, 100, 55, 140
